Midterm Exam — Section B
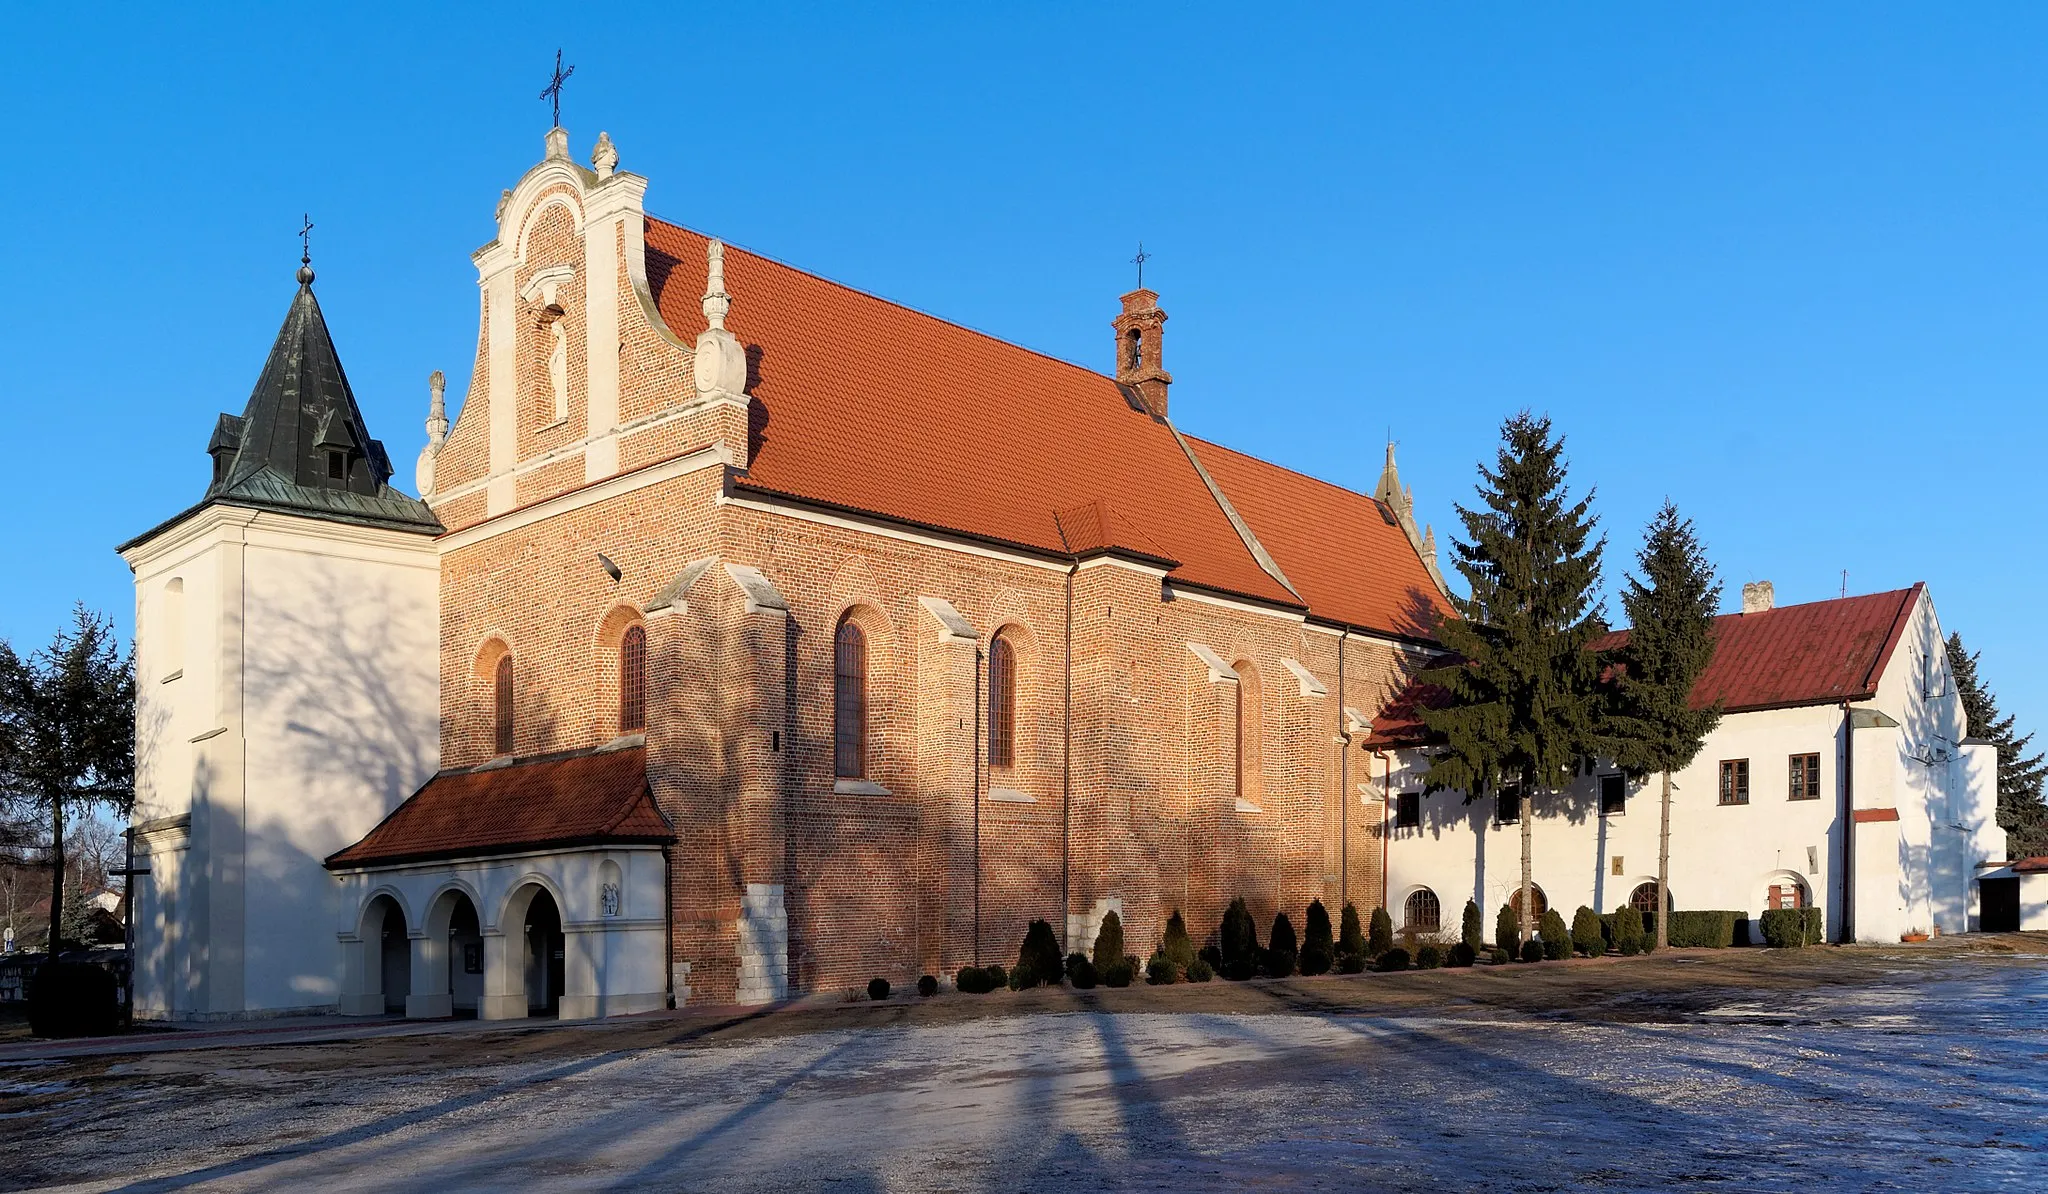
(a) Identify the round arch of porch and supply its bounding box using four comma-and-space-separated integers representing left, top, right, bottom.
342, 889, 413, 1017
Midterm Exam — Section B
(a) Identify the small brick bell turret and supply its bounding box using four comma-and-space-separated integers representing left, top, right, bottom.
1112, 288, 1172, 418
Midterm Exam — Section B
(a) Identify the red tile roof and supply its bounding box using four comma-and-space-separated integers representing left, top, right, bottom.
326, 745, 670, 869
1368, 585, 1925, 745
1186, 436, 1453, 641
645, 221, 1309, 611
2015, 856, 2048, 874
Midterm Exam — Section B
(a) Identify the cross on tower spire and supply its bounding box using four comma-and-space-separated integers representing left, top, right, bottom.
1131, 242, 1152, 289
296, 214, 315, 286
539, 49, 575, 129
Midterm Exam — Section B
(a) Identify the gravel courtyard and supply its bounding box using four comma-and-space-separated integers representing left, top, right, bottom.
3, 941, 2044, 1192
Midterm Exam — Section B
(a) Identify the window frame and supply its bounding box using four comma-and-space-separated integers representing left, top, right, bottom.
1495, 785, 1522, 826
1395, 791, 1421, 830
988, 634, 1016, 769
1718, 758, 1751, 806
1599, 773, 1627, 816
1404, 887, 1442, 933
1787, 752, 1821, 801
493, 653, 514, 757
618, 624, 647, 734
834, 619, 868, 780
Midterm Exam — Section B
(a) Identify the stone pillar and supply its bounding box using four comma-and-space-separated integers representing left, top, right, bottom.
478, 929, 526, 1020
406, 931, 453, 1019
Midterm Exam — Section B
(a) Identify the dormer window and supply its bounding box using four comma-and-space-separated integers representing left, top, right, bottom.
327, 450, 347, 481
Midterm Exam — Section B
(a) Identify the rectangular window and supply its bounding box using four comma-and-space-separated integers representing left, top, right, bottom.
1396, 791, 1421, 829
1496, 786, 1522, 825
1600, 774, 1627, 816
1788, 753, 1821, 800
1719, 759, 1750, 805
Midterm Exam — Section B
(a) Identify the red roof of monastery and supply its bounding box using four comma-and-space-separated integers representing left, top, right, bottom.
646, 219, 1322, 613
326, 744, 670, 869
1366, 585, 1924, 747
1186, 436, 1452, 640
2014, 856, 2048, 874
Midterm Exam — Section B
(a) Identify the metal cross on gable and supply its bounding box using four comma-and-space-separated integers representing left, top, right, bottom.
540, 49, 576, 129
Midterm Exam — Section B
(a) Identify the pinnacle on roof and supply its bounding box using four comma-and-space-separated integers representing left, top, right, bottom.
198, 264, 441, 536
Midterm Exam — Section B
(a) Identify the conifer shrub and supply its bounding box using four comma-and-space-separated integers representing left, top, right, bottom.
1102, 958, 1135, 987
1337, 903, 1367, 969
1146, 953, 1179, 985
1067, 953, 1099, 989
1611, 905, 1646, 956
868, 977, 891, 1001
1495, 903, 1520, 953
1266, 913, 1299, 977
26, 963, 118, 1039
1300, 900, 1336, 975
955, 966, 990, 994
1462, 900, 1485, 953
1375, 947, 1411, 972
984, 963, 1007, 989
1416, 944, 1444, 970
1161, 910, 1198, 970
1520, 940, 1544, 963
1092, 911, 1126, 971
917, 974, 939, 997
1186, 957, 1215, 982
1199, 944, 1223, 974
1489, 947, 1511, 965
1368, 906, 1394, 958
1449, 942, 1477, 968
1018, 919, 1064, 987
1571, 906, 1606, 958
1758, 907, 1824, 948
1539, 909, 1572, 961
1219, 898, 1261, 980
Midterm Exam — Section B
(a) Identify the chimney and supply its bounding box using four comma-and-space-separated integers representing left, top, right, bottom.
1742, 580, 1774, 615
1112, 289, 1172, 417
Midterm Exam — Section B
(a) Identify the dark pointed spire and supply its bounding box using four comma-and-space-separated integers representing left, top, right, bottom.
196, 265, 440, 534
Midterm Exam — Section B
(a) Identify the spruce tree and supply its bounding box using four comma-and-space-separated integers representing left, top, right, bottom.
0, 608, 134, 953
1605, 503, 1721, 949
1947, 633, 2048, 858
1421, 413, 1606, 947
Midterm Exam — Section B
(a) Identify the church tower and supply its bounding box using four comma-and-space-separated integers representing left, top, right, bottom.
117, 257, 443, 1020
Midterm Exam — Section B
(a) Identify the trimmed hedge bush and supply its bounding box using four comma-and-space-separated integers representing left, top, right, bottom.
1146, 953, 1179, 985
984, 963, 1007, 989
1667, 910, 1742, 948
1338, 902, 1367, 970
1449, 942, 1477, 968
1610, 905, 1646, 956
1539, 909, 1572, 961
1067, 953, 1099, 989
1301, 900, 1335, 976
1759, 906, 1825, 948
1520, 939, 1545, 963
1161, 909, 1197, 970
868, 977, 891, 1001
1416, 944, 1443, 970
1266, 913, 1299, 977
1376, 947, 1411, 972
955, 966, 992, 994
1092, 911, 1126, 971
1102, 957, 1135, 988
1489, 946, 1511, 965
1495, 903, 1520, 953
1220, 898, 1261, 980
1462, 900, 1484, 953
26, 963, 118, 1039
1186, 957, 1215, 982
1572, 906, 1606, 958
1368, 906, 1394, 958
1018, 919, 1064, 987
917, 974, 938, 997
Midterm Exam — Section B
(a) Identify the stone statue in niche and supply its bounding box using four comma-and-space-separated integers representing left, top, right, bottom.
547, 318, 568, 422
600, 882, 620, 918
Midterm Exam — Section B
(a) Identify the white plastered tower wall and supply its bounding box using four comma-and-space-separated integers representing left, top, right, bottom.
122, 506, 440, 1019
1381, 585, 2000, 945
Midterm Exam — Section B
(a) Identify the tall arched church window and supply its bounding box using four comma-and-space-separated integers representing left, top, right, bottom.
1233, 660, 1261, 801
619, 624, 646, 733
494, 653, 515, 756
988, 635, 1016, 768
834, 620, 867, 779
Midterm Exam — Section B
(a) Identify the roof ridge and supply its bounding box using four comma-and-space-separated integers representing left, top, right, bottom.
645, 215, 1124, 394
1709, 585, 1921, 624
1182, 433, 1384, 508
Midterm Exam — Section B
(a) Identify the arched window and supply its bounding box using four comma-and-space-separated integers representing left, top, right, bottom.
1405, 888, 1442, 933
1125, 327, 1142, 370
494, 653, 514, 756
834, 619, 867, 779
618, 624, 646, 733
1233, 660, 1261, 801
1629, 882, 1668, 917
1508, 884, 1549, 918
161, 578, 185, 678
988, 635, 1016, 768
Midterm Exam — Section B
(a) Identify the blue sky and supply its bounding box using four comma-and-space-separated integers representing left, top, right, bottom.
3, 4, 2042, 735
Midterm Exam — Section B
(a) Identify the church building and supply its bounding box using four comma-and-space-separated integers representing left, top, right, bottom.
118, 126, 1451, 1020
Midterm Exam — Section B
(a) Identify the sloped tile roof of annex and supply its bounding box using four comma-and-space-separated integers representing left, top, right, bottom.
326, 744, 671, 869
645, 220, 1310, 611
1186, 435, 1453, 641
1365, 585, 1924, 747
